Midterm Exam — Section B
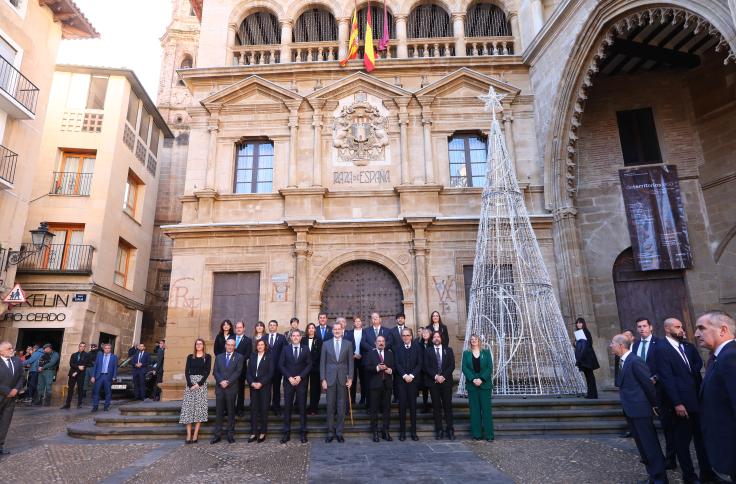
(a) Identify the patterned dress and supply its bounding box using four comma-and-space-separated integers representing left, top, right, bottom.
179, 354, 211, 424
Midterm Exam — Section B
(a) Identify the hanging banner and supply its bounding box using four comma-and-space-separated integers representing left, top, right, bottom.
619, 165, 692, 271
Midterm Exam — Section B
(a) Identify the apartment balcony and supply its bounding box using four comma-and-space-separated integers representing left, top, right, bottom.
50, 172, 93, 196
0, 55, 39, 119
16, 244, 94, 274
0, 144, 18, 189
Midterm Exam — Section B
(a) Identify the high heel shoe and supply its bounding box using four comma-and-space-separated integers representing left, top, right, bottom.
257, 434, 266, 443
185, 439, 192, 444
248, 435, 257, 443
191, 439, 198, 444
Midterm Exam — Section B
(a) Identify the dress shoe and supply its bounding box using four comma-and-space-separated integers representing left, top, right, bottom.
258, 435, 266, 443
300, 434, 308, 443
325, 435, 334, 443
382, 431, 392, 442
411, 434, 419, 441
227, 436, 235, 444
192, 440, 198, 444
0, 449, 10, 455
210, 436, 221, 444
337, 436, 345, 443
373, 432, 380, 442
447, 430, 456, 441
399, 433, 406, 441
248, 435, 257, 443
281, 432, 291, 444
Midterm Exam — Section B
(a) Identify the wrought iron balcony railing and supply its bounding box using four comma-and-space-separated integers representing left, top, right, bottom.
0, 54, 39, 115
16, 244, 94, 274
50, 172, 93, 196
0, 144, 18, 186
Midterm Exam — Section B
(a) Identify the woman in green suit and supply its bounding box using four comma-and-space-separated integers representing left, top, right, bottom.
462, 334, 494, 441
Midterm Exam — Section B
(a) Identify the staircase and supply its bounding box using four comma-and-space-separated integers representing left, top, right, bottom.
67, 395, 626, 440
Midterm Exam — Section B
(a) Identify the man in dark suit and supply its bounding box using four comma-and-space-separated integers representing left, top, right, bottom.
320, 319, 353, 442
61, 342, 90, 409
656, 317, 715, 483
395, 327, 422, 441
316, 312, 333, 342
265, 320, 286, 415
90, 343, 118, 412
279, 329, 312, 444
233, 321, 252, 417
611, 334, 667, 484
424, 331, 455, 440
0, 341, 25, 456
153, 339, 165, 401
212, 339, 244, 444
362, 312, 394, 354
131, 343, 150, 401
695, 310, 736, 482
365, 335, 394, 442
389, 313, 407, 403
344, 316, 366, 406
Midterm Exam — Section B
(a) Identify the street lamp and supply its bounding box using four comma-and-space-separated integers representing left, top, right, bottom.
5, 222, 55, 267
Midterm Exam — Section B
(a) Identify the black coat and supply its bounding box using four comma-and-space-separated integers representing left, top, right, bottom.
416, 339, 433, 387
301, 336, 322, 374
67, 351, 91, 376
654, 339, 702, 412
632, 335, 661, 377
426, 323, 450, 347
278, 344, 312, 380
246, 352, 275, 386
364, 348, 394, 389
214, 333, 236, 356
0, 356, 25, 399
617, 354, 657, 418
574, 328, 599, 370
394, 342, 423, 381
233, 334, 253, 364
423, 345, 454, 383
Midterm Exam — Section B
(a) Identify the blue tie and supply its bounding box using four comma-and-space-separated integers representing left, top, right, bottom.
321, 327, 325, 339
226, 353, 231, 367
103, 354, 109, 373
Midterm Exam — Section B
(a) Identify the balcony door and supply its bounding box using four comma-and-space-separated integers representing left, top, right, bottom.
55, 152, 94, 195
44, 224, 85, 271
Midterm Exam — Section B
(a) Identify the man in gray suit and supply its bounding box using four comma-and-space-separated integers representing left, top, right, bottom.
321, 319, 353, 443
0, 341, 24, 456
211, 339, 244, 444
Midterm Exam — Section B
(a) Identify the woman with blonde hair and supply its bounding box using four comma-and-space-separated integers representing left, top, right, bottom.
179, 338, 211, 443
461, 334, 494, 441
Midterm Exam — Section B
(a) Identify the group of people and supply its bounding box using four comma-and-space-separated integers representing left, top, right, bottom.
610, 310, 736, 484
178, 310, 495, 445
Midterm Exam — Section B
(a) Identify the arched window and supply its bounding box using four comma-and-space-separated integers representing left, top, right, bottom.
236, 11, 281, 45
408, 3, 452, 38
358, 4, 395, 40
293, 8, 338, 42
465, 2, 511, 37
234, 139, 274, 194
448, 133, 487, 187
180, 55, 193, 69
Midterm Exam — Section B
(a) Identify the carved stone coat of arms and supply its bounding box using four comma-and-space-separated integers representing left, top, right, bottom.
332, 94, 389, 166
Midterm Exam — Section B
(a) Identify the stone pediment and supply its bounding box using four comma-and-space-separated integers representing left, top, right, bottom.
307, 72, 412, 107
202, 75, 302, 112
415, 68, 520, 105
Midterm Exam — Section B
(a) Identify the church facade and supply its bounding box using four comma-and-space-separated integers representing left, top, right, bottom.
152, 0, 736, 397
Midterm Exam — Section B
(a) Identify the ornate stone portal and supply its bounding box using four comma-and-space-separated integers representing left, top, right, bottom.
332, 91, 389, 166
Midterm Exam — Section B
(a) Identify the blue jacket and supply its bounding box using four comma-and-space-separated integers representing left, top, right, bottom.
617, 353, 658, 419
632, 335, 661, 376
93, 352, 118, 379
361, 326, 394, 353
23, 348, 44, 371
654, 338, 702, 412
131, 351, 151, 372
700, 340, 736, 477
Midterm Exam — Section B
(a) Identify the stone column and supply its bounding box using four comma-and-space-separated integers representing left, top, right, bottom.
408, 219, 433, 329
531, 0, 544, 35
417, 97, 436, 184
337, 17, 350, 60
205, 113, 220, 189
502, 109, 517, 177
280, 20, 293, 63
227, 23, 238, 65
395, 97, 411, 185
395, 14, 408, 58
290, 223, 312, 323
287, 103, 299, 188
451, 13, 466, 55
507, 11, 520, 54
309, 100, 325, 187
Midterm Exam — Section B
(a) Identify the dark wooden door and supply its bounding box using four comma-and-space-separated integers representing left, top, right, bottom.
613, 249, 692, 337
211, 272, 260, 337
321, 261, 404, 327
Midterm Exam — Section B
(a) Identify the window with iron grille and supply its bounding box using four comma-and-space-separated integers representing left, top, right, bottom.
448, 133, 488, 188
408, 3, 452, 38
236, 11, 281, 45
293, 8, 337, 42
465, 2, 511, 37
357, 5, 395, 40
234, 140, 273, 194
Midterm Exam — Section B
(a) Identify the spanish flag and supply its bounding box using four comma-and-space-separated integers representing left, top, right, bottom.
363, 6, 376, 72
340, 9, 359, 66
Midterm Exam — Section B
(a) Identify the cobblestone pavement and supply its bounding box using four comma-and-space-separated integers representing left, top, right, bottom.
0, 405, 704, 483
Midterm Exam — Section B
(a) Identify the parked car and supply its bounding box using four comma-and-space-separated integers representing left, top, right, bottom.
112, 354, 158, 398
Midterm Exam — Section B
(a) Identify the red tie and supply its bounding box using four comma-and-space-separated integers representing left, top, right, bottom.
379, 350, 385, 380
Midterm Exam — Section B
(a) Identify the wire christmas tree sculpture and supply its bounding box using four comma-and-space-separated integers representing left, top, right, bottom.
458, 86, 586, 396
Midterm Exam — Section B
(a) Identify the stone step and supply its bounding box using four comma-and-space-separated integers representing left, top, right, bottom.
94, 408, 624, 427
68, 419, 627, 440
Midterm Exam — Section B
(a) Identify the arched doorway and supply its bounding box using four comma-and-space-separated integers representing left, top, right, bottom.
613, 248, 692, 337
321, 261, 404, 327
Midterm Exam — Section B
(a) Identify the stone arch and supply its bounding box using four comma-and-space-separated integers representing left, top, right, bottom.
339, 1, 397, 19
286, 0, 341, 20
228, 0, 286, 26
715, 224, 736, 263
401, 0, 455, 18
309, 251, 414, 308
407, 1, 454, 38
462, 0, 511, 17
544, 0, 736, 211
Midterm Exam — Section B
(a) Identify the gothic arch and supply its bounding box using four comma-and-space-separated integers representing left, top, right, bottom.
228, 0, 286, 26
544, 0, 736, 211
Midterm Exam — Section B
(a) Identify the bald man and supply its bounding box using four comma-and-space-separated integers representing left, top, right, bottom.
695, 310, 736, 481
0, 341, 24, 456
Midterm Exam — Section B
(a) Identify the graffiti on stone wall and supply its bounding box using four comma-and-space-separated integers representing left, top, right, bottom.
432, 276, 456, 314
171, 277, 201, 317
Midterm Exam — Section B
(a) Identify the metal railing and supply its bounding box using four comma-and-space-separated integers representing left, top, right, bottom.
0, 54, 39, 114
16, 244, 94, 274
50, 172, 93, 196
0, 144, 18, 186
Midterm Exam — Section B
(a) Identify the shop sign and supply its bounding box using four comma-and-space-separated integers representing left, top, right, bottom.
3, 312, 67, 322
73, 294, 87, 302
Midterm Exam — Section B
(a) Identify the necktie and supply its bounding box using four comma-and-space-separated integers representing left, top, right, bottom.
104, 354, 109, 373
270, 334, 274, 347
379, 350, 385, 379
374, 327, 379, 337
639, 340, 648, 360
236, 335, 241, 347
335, 339, 341, 357
138, 352, 142, 364
226, 353, 231, 367
321, 327, 325, 339
678, 344, 691, 370
4, 358, 12, 374
293, 346, 299, 359
436, 347, 442, 369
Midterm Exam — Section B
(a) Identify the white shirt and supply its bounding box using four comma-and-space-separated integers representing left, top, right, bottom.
353, 329, 363, 355
665, 336, 690, 368
256, 353, 264, 375
308, 338, 313, 351
1, 356, 12, 373
638, 336, 652, 359
292, 345, 301, 358
620, 350, 632, 367
714, 339, 734, 357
